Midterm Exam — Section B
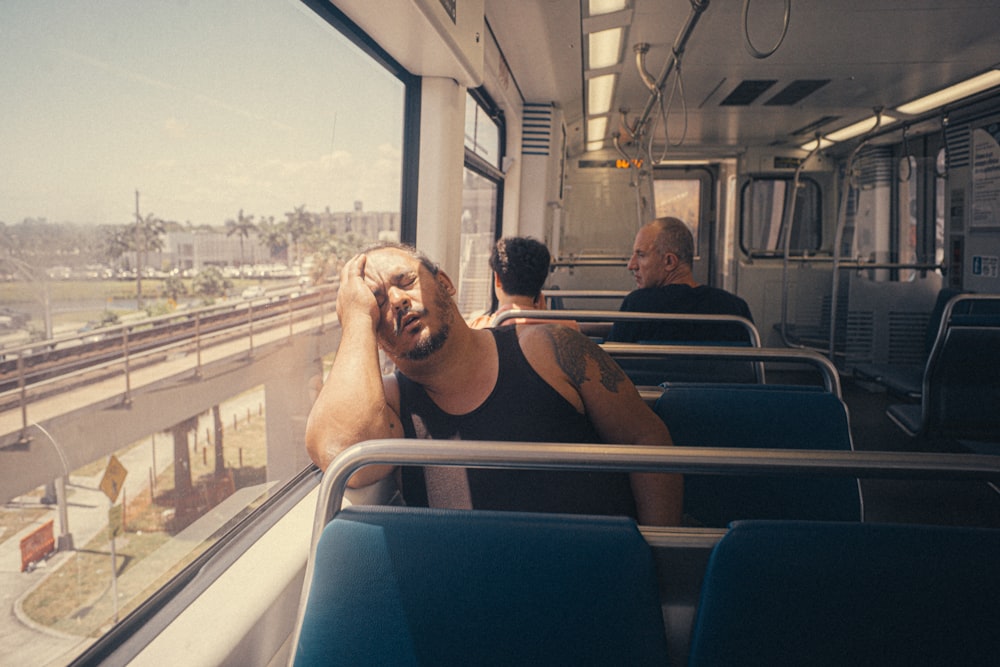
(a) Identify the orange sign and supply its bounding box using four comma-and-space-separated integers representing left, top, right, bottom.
20, 520, 54, 572
99, 455, 128, 503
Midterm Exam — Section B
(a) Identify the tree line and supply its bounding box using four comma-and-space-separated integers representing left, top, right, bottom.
0, 206, 381, 286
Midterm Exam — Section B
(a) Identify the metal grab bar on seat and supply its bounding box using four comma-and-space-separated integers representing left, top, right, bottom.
312, 440, 1000, 531
493, 309, 761, 347
602, 343, 841, 395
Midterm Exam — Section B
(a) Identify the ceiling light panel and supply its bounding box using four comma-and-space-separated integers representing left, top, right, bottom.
896, 69, 1000, 115
588, 28, 623, 70
826, 114, 897, 143
588, 0, 628, 17
587, 117, 608, 145
588, 74, 617, 115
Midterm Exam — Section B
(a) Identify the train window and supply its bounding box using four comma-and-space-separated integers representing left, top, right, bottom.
465, 93, 502, 170
894, 142, 945, 282
0, 0, 408, 662
457, 91, 505, 318
740, 178, 822, 255
653, 178, 703, 252
458, 167, 500, 316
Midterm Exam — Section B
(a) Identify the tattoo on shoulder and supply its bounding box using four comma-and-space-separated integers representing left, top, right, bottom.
543, 326, 626, 393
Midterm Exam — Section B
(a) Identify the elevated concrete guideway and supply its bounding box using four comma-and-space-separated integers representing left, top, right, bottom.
0, 300, 343, 505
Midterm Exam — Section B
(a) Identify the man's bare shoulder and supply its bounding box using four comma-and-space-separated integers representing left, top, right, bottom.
517, 324, 627, 392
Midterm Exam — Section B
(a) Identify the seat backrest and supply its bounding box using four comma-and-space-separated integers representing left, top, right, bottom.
615, 346, 758, 385
923, 324, 1000, 441
687, 520, 1000, 667
293, 506, 669, 666
653, 384, 861, 526
923, 287, 965, 355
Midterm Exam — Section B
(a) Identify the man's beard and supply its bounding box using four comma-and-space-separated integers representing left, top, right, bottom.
395, 279, 454, 361
400, 323, 450, 360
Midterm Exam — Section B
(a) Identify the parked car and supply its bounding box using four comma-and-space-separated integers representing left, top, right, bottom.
241, 285, 266, 300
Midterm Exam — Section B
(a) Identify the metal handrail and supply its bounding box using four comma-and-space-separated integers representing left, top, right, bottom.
550, 258, 629, 268
491, 309, 761, 347
541, 289, 629, 300
630, 0, 710, 136
600, 343, 840, 395
313, 439, 1000, 531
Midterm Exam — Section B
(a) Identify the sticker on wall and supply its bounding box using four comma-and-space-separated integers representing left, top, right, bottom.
972, 255, 999, 278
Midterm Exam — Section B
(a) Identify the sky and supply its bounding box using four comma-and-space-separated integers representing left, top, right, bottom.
0, 0, 405, 228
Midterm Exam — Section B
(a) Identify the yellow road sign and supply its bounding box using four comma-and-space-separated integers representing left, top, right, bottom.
100, 455, 128, 503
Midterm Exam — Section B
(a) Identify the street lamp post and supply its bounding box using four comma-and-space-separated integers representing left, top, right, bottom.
32, 423, 74, 551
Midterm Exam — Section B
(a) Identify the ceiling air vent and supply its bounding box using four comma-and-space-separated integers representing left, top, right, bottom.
720, 80, 777, 106
765, 79, 831, 106
522, 103, 553, 156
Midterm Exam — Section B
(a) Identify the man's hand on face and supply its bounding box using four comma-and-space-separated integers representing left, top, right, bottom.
336, 254, 380, 333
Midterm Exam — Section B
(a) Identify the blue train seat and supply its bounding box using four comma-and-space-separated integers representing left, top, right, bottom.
293, 506, 669, 666
654, 384, 861, 526
615, 340, 759, 385
886, 314, 1000, 443
687, 520, 1000, 666
856, 291, 1000, 398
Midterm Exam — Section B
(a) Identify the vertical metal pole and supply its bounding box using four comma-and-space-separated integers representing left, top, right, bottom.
122, 326, 132, 405
109, 503, 119, 623
55, 476, 73, 551
194, 312, 203, 378
248, 302, 254, 357
150, 433, 157, 496
32, 422, 73, 550
17, 352, 28, 441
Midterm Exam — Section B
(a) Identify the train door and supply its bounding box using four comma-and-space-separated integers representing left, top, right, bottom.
650, 167, 715, 286
837, 143, 944, 371
736, 166, 830, 349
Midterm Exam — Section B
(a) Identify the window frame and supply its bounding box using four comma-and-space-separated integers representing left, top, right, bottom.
458, 88, 506, 316
739, 176, 823, 257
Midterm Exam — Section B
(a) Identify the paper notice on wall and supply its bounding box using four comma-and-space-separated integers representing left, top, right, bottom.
972, 126, 1000, 229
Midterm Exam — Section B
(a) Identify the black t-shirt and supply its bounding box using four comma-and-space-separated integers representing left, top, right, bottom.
395, 327, 637, 517
607, 284, 754, 343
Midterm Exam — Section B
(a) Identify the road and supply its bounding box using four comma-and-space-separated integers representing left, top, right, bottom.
0, 298, 335, 666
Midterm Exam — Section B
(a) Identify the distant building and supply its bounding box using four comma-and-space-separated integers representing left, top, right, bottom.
143, 208, 402, 273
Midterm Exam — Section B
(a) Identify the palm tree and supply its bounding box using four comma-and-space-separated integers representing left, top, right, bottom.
225, 209, 257, 267
256, 216, 289, 265
284, 205, 314, 269
134, 213, 166, 307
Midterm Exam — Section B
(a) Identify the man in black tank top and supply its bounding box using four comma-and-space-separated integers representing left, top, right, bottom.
395, 327, 636, 516
305, 243, 682, 526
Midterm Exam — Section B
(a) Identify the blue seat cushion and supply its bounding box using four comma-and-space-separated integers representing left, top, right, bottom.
688, 520, 1000, 666
654, 385, 861, 526
295, 506, 669, 666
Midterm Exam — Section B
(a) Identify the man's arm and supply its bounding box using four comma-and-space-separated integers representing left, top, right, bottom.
305, 254, 399, 485
520, 325, 683, 526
